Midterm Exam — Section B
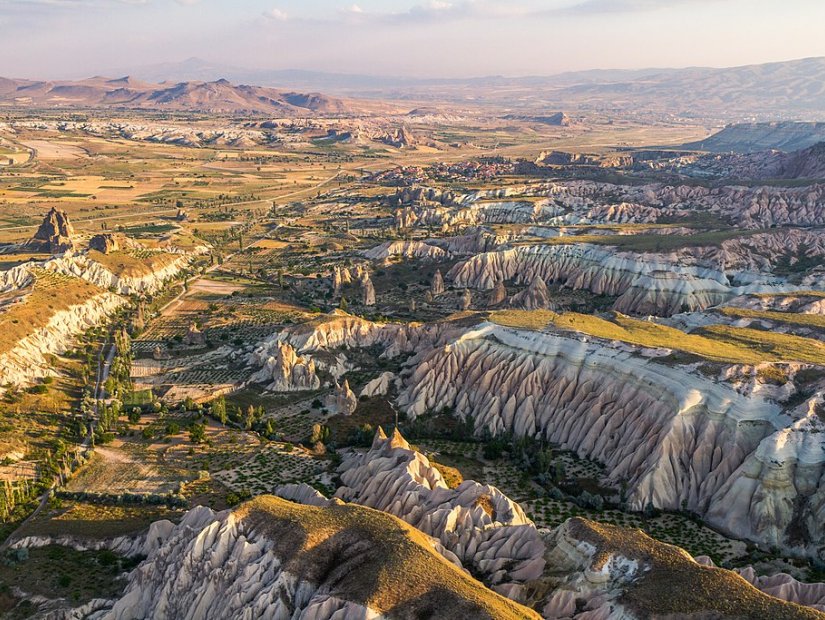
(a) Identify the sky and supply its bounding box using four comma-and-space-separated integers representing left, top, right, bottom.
1, 0, 825, 80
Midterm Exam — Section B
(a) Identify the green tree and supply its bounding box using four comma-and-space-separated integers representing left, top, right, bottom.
189, 422, 206, 444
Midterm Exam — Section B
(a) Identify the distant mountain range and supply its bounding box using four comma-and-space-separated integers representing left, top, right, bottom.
684, 121, 825, 153
0, 75, 362, 115
5, 56, 825, 119
119, 56, 825, 120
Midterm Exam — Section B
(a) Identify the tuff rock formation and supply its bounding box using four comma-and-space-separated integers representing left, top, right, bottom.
431, 269, 446, 296
28, 207, 75, 254
363, 240, 448, 263
277, 430, 824, 618
449, 242, 806, 316
89, 233, 121, 254
460, 288, 473, 310
183, 323, 206, 346
509, 275, 556, 310
489, 278, 508, 306
359, 372, 397, 398
331, 429, 546, 602
361, 273, 376, 306
332, 265, 352, 297
41, 499, 537, 620
332, 379, 358, 416
249, 340, 320, 392
263, 313, 825, 557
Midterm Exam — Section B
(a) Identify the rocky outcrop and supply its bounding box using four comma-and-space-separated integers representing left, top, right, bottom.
696, 556, 825, 612
541, 518, 823, 619
28, 207, 75, 254
182, 323, 206, 346
361, 273, 376, 306
0, 291, 125, 389
460, 288, 473, 310
332, 265, 351, 296
431, 269, 445, 296
509, 275, 556, 310
45, 251, 199, 296
490, 279, 507, 306
331, 379, 358, 415
363, 240, 448, 263
250, 340, 320, 392
359, 371, 397, 398
396, 322, 825, 556
332, 429, 546, 602
63, 498, 538, 620
449, 243, 800, 316
88, 233, 121, 254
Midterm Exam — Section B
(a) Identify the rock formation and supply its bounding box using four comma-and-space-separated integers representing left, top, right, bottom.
250, 340, 320, 392
509, 275, 556, 310
489, 278, 507, 306
361, 273, 376, 306
183, 323, 206, 346
88, 233, 121, 254
331, 379, 358, 415
460, 288, 472, 310
332, 265, 352, 297
359, 372, 396, 398
48, 499, 537, 620
363, 240, 448, 263
331, 429, 546, 602
539, 518, 822, 619
264, 312, 825, 557
448, 242, 801, 316
28, 207, 75, 254
431, 269, 446, 296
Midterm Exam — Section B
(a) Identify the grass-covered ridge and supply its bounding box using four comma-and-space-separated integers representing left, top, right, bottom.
88, 249, 179, 279
0, 270, 106, 356
569, 518, 824, 619
236, 496, 540, 620
490, 309, 825, 365
718, 306, 825, 330
513, 228, 768, 252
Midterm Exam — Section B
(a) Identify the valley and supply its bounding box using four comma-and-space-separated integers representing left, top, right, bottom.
0, 71, 824, 619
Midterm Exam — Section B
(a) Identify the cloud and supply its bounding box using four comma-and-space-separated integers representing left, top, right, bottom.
326, 0, 734, 25
552, 0, 731, 15
264, 7, 288, 20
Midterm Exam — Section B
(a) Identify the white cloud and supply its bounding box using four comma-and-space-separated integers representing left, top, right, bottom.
264, 7, 288, 20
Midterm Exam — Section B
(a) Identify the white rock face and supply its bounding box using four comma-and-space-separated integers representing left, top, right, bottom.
331, 379, 358, 415
332, 265, 352, 296
249, 340, 320, 392
81, 505, 384, 620
0, 247, 203, 391
248, 311, 825, 554
44, 251, 201, 295
396, 322, 825, 555
0, 291, 125, 390
449, 243, 798, 316
363, 240, 448, 262
359, 372, 397, 398
332, 429, 546, 601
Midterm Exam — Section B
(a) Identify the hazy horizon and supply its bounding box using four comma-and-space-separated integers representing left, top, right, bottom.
2, 0, 825, 81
